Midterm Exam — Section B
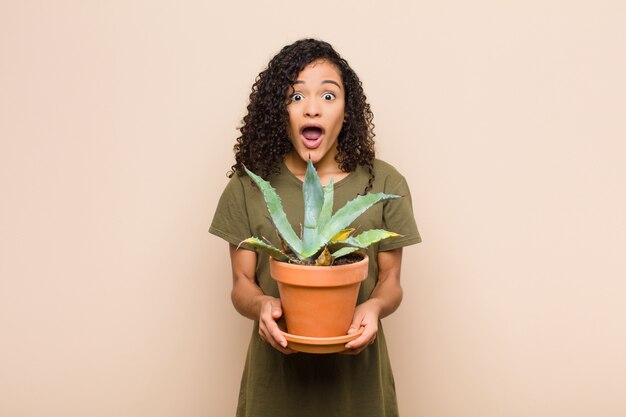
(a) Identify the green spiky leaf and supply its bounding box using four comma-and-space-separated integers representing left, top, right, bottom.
239, 237, 290, 262
330, 228, 356, 243
331, 246, 361, 259
302, 160, 324, 255
244, 167, 303, 258
317, 178, 334, 231
319, 193, 401, 245
242, 163, 404, 266
342, 229, 402, 248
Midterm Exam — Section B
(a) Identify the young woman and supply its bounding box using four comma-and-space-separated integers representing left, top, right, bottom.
210, 39, 421, 417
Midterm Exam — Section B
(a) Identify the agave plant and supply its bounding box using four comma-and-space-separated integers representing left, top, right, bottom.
240, 160, 402, 266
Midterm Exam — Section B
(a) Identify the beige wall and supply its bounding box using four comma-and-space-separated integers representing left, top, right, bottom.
1, 1, 625, 416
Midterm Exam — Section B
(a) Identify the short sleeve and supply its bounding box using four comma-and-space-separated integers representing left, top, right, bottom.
209, 175, 253, 248
378, 175, 422, 251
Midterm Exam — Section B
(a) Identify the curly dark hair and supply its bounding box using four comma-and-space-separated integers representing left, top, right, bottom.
229, 38, 376, 192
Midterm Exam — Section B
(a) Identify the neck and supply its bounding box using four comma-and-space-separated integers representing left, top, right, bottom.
284, 153, 348, 185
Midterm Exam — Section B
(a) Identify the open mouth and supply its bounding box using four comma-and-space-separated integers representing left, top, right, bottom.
300, 126, 324, 149
302, 126, 323, 140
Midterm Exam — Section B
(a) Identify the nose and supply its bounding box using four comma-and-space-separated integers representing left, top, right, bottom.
304, 98, 321, 118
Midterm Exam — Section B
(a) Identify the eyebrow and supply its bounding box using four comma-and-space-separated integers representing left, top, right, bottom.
293, 80, 342, 89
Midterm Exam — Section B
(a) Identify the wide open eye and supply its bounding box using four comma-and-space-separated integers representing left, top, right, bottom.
323, 93, 336, 101
291, 93, 304, 102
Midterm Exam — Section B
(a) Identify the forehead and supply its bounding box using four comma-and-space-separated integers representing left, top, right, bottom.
295, 59, 343, 84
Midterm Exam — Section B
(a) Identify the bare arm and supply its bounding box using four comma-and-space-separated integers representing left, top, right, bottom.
344, 247, 404, 353
229, 244, 294, 354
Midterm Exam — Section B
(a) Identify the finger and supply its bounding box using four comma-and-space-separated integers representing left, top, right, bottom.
342, 335, 375, 355
271, 305, 282, 319
259, 322, 271, 343
268, 321, 289, 349
268, 298, 283, 319
267, 335, 296, 354
276, 343, 297, 355
266, 329, 296, 354
258, 299, 296, 354
261, 309, 290, 350
259, 323, 296, 354
347, 313, 365, 335
260, 300, 280, 332
341, 339, 370, 355
345, 326, 377, 350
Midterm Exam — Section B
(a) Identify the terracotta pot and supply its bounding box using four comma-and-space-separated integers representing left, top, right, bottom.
269, 255, 369, 338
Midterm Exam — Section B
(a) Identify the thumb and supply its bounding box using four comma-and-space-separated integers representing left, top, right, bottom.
271, 302, 282, 318
347, 315, 363, 335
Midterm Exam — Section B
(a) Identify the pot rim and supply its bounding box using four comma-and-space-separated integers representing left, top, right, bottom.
269, 254, 368, 270
269, 255, 369, 287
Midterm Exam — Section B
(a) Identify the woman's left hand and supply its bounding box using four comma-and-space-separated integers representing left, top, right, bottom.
341, 300, 381, 355
341, 248, 405, 355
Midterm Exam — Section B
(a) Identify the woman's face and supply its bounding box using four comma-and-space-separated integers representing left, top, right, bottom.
286, 59, 345, 170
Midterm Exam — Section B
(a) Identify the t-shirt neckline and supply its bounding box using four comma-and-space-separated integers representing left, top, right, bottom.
280, 160, 356, 190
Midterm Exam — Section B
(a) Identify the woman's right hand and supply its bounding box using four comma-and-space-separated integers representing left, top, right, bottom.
259, 297, 296, 354
228, 244, 295, 354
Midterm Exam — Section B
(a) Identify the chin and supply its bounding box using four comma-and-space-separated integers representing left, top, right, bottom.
299, 151, 324, 165
293, 148, 313, 161
291, 143, 335, 166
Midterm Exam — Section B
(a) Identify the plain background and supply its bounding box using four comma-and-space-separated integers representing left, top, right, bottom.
1, 1, 625, 416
